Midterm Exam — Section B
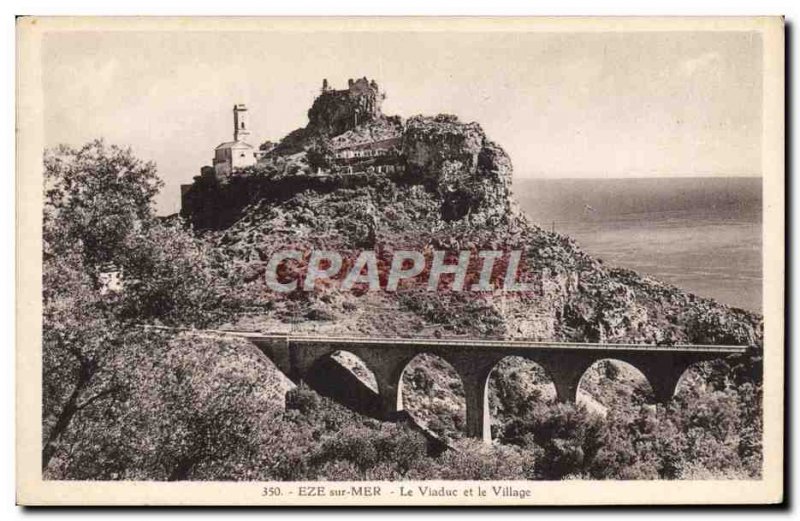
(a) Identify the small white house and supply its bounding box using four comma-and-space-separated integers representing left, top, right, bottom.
99, 268, 123, 295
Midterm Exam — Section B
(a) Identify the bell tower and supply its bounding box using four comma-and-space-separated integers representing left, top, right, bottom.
233, 104, 251, 142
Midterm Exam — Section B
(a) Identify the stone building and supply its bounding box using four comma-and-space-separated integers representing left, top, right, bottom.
332, 137, 402, 161
307, 77, 386, 136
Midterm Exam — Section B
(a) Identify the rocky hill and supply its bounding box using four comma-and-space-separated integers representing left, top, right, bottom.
181, 78, 762, 444
182, 81, 760, 342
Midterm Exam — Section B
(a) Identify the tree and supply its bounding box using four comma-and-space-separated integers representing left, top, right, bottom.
306, 137, 334, 172
116, 220, 241, 328
42, 141, 240, 472
44, 140, 163, 272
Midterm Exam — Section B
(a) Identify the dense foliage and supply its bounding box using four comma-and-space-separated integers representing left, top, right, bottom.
487, 360, 762, 479
42, 141, 242, 473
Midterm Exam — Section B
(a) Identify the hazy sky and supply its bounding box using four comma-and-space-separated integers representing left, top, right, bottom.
42, 30, 763, 214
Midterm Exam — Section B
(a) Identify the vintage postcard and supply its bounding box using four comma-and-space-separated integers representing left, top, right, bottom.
16, 16, 784, 505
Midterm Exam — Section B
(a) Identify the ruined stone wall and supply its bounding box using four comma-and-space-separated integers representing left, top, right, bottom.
307, 78, 385, 136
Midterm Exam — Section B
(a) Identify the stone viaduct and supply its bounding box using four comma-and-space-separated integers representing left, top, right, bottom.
236, 333, 746, 443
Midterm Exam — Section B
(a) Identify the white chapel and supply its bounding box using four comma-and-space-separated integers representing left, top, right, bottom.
213, 104, 258, 178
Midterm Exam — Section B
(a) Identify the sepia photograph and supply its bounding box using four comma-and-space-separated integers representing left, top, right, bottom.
15, 16, 784, 505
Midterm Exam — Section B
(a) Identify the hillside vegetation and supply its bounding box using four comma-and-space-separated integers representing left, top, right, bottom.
43, 79, 763, 481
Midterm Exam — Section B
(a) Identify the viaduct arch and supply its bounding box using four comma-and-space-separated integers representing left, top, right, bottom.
244, 333, 746, 444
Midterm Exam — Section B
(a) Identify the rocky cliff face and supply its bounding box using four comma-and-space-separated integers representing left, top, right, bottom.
403, 115, 512, 223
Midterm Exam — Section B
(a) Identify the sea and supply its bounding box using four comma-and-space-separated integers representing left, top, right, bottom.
514, 177, 762, 313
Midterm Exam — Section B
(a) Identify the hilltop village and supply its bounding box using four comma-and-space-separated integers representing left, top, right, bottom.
180, 78, 511, 229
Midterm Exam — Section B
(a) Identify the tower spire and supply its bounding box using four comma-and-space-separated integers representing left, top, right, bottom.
233, 104, 251, 142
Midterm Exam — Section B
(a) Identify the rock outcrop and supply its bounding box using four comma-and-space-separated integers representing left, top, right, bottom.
307, 77, 386, 136
403, 115, 512, 222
